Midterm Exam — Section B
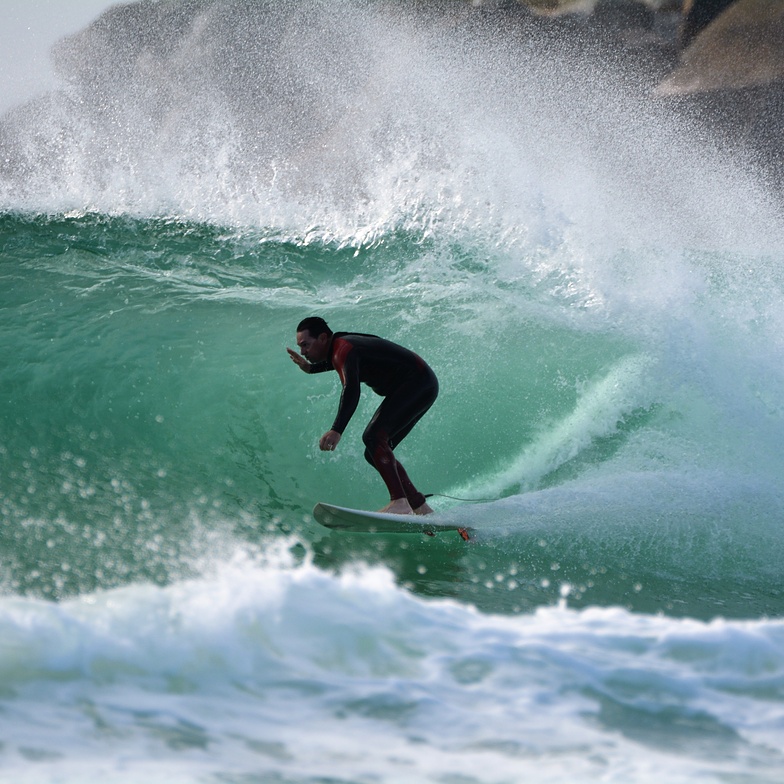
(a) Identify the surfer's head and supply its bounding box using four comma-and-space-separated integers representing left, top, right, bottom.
295, 317, 332, 363
296, 317, 332, 338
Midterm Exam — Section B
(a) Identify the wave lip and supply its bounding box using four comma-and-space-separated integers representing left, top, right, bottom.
1, 0, 782, 258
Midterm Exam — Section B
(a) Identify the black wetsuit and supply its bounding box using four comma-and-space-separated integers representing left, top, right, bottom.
308, 332, 438, 507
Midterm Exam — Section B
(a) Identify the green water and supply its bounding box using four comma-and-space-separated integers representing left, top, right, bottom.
2, 213, 782, 620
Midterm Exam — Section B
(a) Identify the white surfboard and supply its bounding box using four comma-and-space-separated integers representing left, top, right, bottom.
313, 502, 472, 539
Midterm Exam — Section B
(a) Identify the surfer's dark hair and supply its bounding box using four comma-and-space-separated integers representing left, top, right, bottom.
296, 317, 332, 338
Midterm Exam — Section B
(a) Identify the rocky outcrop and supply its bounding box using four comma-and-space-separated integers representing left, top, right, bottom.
658, 0, 784, 94
649, 0, 784, 194
679, 0, 738, 45
501, 0, 784, 195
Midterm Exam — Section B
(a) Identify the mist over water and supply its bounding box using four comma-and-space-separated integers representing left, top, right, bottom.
2, 0, 780, 244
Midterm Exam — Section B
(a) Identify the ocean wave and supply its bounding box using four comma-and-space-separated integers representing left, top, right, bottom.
0, 554, 782, 782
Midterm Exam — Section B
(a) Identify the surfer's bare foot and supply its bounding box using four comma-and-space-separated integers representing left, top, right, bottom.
413, 501, 434, 515
379, 498, 414, 515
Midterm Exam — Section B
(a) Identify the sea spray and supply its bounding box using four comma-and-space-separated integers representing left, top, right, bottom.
1, 2, 780, 250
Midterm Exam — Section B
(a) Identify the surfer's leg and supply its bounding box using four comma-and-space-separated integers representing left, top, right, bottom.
362, 434, 408, 506
363, 372, 437, 511
392, 460, 431, 512
362, 450, 430, 513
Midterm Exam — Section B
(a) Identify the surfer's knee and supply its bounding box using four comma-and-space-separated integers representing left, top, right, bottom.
362, 426, 385, 455
363, 432, 395, 470
361, 430, 377, 462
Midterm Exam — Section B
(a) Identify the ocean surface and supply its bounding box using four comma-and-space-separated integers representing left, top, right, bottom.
1, 2, 784, 782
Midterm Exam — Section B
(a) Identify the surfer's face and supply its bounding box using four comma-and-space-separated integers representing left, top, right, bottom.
296, 330, 329, 363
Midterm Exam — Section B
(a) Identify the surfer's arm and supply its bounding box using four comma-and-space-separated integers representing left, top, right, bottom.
331, 350, 361, 434
286, 346, 330, 374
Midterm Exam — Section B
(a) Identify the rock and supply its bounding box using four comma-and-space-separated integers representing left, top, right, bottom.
679, 0, 737, 46
657, 0, 784, 95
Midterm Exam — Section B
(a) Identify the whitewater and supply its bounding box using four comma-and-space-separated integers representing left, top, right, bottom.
1, 1, 783, 781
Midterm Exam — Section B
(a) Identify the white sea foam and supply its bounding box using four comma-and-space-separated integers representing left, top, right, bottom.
0, 555, 782, 782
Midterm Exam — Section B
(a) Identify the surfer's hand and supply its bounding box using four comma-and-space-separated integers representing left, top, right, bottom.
319, 430, 341, 451
287, 347, 311, 372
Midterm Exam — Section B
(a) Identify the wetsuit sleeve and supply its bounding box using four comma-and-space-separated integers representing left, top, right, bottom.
306, 361, 331, 374
331, 344, 361, 434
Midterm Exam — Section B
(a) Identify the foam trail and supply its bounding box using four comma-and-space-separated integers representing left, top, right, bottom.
448, 353, 655, 500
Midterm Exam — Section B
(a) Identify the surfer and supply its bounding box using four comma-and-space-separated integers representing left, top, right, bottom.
287, 317, 437, 515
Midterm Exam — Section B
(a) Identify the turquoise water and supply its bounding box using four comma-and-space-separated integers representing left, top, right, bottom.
1, 2, 784, 781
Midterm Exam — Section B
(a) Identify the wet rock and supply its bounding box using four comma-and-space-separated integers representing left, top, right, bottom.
658, 0, 784, 95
